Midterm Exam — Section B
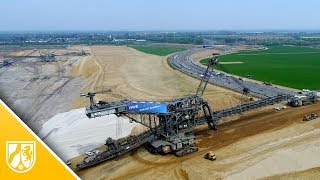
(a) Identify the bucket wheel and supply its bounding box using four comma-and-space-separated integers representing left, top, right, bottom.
203, 103, 217, 130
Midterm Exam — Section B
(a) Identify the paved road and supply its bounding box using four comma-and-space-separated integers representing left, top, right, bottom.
169, 48, 297, 98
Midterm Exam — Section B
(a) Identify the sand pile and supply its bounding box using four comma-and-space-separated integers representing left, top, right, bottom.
38, 108, 137, 161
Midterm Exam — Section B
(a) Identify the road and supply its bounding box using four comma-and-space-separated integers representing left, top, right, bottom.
169, 48, 298, 98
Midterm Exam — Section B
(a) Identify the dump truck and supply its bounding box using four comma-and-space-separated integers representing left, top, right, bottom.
204, 151, 216, 161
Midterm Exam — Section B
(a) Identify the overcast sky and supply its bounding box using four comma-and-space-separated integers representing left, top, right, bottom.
0, 0, 319, 31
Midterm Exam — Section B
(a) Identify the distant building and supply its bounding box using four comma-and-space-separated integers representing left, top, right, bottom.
113, 38, 126, 42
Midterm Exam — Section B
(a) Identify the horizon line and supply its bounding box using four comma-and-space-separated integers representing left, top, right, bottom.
1, 29, 320, 33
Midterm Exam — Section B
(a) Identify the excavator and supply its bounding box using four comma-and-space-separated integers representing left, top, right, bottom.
76, 53, 291, 170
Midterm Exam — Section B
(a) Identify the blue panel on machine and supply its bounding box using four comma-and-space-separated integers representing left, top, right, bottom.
127, 101, 167, 113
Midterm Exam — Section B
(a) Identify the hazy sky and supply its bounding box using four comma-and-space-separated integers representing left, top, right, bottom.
0, 0, 319, 31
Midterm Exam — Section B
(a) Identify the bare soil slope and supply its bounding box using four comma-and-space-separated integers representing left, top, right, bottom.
0, 47, 86, 132
72, 46, 243, 110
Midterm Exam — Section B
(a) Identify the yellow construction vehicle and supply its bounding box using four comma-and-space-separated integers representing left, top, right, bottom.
204, 151, 216, 161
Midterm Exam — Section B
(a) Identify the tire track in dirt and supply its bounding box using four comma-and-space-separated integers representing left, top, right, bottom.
82, 51, 127, 100
23, 62, 63, 120
221, 130, 320, 176
30, 77, 74, 117
25, 62, 74, 124
173, 168, 189, 180
88, 55, 104, 91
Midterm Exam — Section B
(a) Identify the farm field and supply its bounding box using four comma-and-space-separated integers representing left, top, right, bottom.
200, 46, 320, 90
130, 46, 187, 56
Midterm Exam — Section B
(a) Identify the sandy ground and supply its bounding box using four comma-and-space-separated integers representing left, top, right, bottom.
37, 45, 245, 163
72, 103, 320, 179
38, 108, 137, 161
71, 46, 244, 111
0, 45, 244, 155
1, 45, 319, 179
263, 167, 320, 179
0, 47, 87, 132
0, 45, 249, 134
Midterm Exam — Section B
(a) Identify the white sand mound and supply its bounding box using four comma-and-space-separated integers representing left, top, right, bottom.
38, 108, 137, 161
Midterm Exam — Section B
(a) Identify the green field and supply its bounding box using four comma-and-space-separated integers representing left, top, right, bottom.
200, 46, 320, 90
130, 46, 187, 56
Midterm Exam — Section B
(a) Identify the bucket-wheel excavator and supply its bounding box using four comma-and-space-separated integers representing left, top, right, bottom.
76, 54, 290, 170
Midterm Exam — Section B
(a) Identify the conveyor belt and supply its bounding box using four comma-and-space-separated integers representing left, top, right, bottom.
76, 94, 292, 170
76, 127, 161, 169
